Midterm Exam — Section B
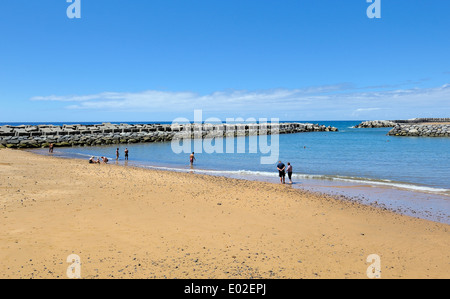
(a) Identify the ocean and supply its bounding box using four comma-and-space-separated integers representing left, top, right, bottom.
26, 121, 450, 224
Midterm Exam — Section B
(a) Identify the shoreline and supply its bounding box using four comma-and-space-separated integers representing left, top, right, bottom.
1, 148, 449, 278
29, 147, 450, 225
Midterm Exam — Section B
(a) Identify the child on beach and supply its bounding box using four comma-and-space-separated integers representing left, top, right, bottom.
89, 157, 100, 164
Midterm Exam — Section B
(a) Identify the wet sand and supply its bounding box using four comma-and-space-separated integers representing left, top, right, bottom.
0, 148, 449, 279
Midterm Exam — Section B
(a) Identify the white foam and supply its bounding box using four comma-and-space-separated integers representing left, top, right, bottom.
329, 175, 450, 194
143, 165, 450, 195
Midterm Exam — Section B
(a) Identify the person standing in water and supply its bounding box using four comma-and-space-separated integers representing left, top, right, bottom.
286, 162, 293, 184
277, 161, 286, 184
190, 152, 196, 165
116, 148, 120, 160
124, 148, 129, 160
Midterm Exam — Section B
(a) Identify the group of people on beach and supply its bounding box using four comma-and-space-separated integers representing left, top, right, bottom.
277, 161, 293, 184
116, 148, 129, 161
89, 156, 110, 164
89, 148, 129, 164
86, 147, 293, 184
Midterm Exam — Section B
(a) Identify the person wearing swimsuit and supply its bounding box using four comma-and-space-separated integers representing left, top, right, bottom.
287, 162, 293, 184
190, 152, 196, 165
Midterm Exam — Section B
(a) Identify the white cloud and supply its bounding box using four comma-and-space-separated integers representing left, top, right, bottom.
30, 83, 450, 119
31, 84, 350, 111
354, 108, 382, 113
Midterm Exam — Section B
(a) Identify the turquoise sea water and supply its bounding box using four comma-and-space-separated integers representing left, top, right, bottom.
28, 121, 450, 223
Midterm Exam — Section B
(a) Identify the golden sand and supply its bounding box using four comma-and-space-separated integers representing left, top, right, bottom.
0, 148, 448, 279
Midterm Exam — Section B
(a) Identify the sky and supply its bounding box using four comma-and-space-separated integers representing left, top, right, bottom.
0, 0, 450, 123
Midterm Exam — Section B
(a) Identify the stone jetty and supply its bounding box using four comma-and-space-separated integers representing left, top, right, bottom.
353, 118, 450, 137
0, 122, 339, 149
388, 124, 450, 137
392, 118, 450, 124
353, 120, 397, 128
354, 118, 450, 128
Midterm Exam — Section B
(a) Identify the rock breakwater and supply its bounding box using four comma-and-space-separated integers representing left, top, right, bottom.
353, 120, 397, 128
388, 124, 450, 137
354, 118, 450, 128
0, 122, 339, 149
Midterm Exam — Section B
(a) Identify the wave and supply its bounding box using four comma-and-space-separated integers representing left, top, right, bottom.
60, 151, 94, 158
140, 165, 450, 195
322, 175, 450, 194
32, 148, 450, 196
52, 151, 115, 160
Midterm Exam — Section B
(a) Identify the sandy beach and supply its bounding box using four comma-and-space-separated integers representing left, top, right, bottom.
0, 148, 449, 279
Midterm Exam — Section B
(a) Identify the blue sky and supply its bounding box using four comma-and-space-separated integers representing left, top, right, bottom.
1, 0, 449, 122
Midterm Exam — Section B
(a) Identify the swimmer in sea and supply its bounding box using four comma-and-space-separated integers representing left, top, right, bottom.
190, 152, 196, 165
